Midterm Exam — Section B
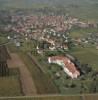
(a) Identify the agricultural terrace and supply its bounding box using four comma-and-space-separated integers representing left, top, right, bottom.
0, 45, 22, 96
0, 70, 21, 96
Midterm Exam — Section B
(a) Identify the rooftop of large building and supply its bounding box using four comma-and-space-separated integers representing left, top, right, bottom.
48, 56, 79, 75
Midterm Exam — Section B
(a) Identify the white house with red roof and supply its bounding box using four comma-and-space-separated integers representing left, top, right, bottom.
48, 56, 80, 79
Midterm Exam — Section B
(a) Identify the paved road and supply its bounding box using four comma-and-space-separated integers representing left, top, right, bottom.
7, 53, 37, 96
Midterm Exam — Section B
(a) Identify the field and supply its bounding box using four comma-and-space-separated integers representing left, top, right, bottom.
69, 27, 98, 38
0, 44, 22, 96
0, 36, 8, 44
7, 42, 59, 94
8, 53, 37, 95
70, 47, 98, 70
0, 0, 98, 21
19, 53, 59, 94
0, 70, 22, 96
67, 3, 98, 21
1, 32, 98, 99
0, 94, 98, 100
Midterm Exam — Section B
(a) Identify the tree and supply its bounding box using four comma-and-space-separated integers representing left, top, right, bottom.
81, 64, 92, 74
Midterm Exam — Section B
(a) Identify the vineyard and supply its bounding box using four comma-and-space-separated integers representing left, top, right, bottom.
0, 45, 22, 96
0, 45, 10, 76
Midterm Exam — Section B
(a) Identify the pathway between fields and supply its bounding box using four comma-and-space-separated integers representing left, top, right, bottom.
7, 53, 37, 96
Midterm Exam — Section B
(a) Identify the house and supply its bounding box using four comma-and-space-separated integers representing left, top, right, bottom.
48, 56, 80, 79
49, 45, 56, 51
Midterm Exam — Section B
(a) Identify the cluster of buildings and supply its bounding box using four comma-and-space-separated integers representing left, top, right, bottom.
1, 12, 97, 52
8, 15, 70, 51
48, 56, 80, 79
10, 15, 68, 34
6, 15, 95, 51
10, 15, 97, 36
71, 32, 98, 48
1, 12, 97, 56
67, 17, 97, 28
1, 11, 97, 80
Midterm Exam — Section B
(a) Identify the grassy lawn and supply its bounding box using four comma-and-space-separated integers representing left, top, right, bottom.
47, 61, 94, 94
69, 27, 98, 38
0, 75, 21, 96
70, 47, 98, 70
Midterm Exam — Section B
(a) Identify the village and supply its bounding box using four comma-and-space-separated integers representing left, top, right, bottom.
0, 0, 98, 99
4, 11, 98, 51
0, 9, 98, 95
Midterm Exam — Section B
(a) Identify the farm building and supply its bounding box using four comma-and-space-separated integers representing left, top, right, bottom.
48, 56, 80, 79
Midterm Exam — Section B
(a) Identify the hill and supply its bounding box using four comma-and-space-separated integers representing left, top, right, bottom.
0, 0, 97, 8
0, 0, 98, 22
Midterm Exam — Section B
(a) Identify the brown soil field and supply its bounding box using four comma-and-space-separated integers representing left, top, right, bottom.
7, 53, 37, 96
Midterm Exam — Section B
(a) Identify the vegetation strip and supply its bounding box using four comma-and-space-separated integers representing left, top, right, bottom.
0, 94, 98, 99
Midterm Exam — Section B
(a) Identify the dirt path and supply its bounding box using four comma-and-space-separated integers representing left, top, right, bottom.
7, 53, 37, 96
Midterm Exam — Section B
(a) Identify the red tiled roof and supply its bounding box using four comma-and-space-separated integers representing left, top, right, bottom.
49, 56, 79, 74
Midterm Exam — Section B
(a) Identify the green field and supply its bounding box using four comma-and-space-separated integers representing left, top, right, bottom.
0, 0, 98, 21
0, 43, 22, 97
0, 95, 98, 100
19, 53, 59, 94
0, 36, 8, 44
70, 47, 98, 70
69, 27, 98, 38
68, 4, 98, 21
0, 75, 21, 96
